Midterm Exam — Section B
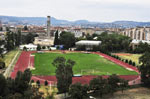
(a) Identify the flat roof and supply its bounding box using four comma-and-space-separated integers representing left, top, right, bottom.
76, 40, 101, 46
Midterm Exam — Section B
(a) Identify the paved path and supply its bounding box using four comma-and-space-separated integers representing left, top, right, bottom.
4, 51, 20, 78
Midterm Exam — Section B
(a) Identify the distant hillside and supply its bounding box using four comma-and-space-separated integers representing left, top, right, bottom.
0, 15, 150, 28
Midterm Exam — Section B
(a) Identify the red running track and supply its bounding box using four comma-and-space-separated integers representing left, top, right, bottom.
11, 51, 140, 85
11, 51, 36, 79
31, 75, 139, 85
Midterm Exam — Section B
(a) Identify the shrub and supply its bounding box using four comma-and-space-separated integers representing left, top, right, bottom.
0, 58, 5, 69
44, 80, 48, 86
36, 80, 40, 87
125, 59, 128, 63
42, 46, 46, 49
23, 46, 27, 51
31, 80, 34, 83
129, 60, 132, 65
132, 62, 136, 66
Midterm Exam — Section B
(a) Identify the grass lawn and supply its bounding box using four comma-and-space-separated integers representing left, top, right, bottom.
115, 53, 142, 66
32, 52, 138, 76
4, 49, 20, 67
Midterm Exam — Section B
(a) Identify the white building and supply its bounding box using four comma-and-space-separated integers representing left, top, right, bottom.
19, 44, 37, 51
131, 39, 150, 49
76, 40, 101, 50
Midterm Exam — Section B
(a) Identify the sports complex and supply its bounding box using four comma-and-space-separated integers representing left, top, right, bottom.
11, 51, 141, 85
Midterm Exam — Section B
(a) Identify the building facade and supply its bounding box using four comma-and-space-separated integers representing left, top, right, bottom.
120, 27, 150, 41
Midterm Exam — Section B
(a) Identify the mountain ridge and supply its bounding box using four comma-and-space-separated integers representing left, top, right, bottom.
0, 15, 150, 28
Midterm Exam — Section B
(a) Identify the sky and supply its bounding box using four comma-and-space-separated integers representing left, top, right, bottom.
0, 0, 150, 22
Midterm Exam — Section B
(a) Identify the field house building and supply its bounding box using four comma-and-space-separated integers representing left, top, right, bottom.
76, 40, 101, 50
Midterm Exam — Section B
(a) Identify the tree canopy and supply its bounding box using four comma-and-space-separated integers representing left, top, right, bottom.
59, 31, 76, 49
139, 52, 150, 87
52, 57, 75, 93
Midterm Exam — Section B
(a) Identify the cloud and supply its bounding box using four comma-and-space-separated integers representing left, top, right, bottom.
0, 0, 150, 22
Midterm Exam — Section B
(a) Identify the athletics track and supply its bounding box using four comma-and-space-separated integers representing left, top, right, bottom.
10, 51, 141, 85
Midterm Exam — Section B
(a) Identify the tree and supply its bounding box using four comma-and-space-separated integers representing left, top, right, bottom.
0, 58, 5, 69
119, 79, 128, 93
0, 69, 44, 98
42, 46, 46, 49
24, 25, 28, 30
5, 31, 15, 51
129, 60, 132, 65
31, 80, 34, 84
97, 33, 131, 52
54, 30, 59, 45
23, 46, 27, 51
37, 44, 41, 51
107, 74, 120, 95
86, 33, 93, 40
125, 59, 128, 63
59, 31, 76, 49
139, 52, 150, 87
89, 76, 107, 98
0, 74, 7, 96
14, 69, 32, 94
69, 83, 88, 99
44, 80, 48, 86
52, 57, 75, 94
36, 80, 40, 87
15, 30, 22, 46
0, 27, 2, 31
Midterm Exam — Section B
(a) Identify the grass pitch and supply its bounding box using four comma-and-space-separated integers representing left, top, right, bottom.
31, 52, 138, 75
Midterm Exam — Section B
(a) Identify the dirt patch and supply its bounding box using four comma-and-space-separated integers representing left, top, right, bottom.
104, 87, 150, 99
114, 53, 132, 56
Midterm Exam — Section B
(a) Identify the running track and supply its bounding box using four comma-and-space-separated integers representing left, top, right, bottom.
10, 51, 141, 85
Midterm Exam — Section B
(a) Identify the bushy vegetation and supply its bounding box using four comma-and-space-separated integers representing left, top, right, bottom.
97, 32, 131, 52
0, 69, 43, 98
69, 75, 128, 99
139, 52, 150, 87
59, 31, 76, 49
133, 42, 150, 54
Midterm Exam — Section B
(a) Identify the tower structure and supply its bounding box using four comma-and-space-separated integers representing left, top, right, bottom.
0, 20, 2, 27
47, 16, 51, 37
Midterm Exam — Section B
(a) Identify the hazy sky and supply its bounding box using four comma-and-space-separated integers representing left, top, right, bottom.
0, 0, 150, 22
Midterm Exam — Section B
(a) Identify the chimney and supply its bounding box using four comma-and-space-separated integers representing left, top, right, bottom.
47, 16, 51, 37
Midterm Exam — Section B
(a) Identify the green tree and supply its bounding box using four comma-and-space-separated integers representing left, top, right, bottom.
5, 31, 15, 51
119, 79, 128, 93
59, 31, 76, 49
54, 30, 59, 45
86, 33, 93, 40
44, 80, 48, 86
37, 44, 41, 51
107, 74, 120, 95
97, 33, 131, 52
36, 80, 40, 88
139, 52, 150, 87
52, 57, 75, 94
0, 58, 5, 69
24, 25, 28, 30
42, 46, 46, 49
89, 76, 107, 98
14, 69, 32, 94
0, 74, 7, 96
69, 83, 88, 99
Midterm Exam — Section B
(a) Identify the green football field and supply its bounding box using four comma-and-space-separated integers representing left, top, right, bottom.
31, 52, 138, 75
